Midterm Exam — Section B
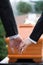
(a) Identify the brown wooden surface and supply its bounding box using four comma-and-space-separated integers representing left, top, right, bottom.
5, 24, 43, 63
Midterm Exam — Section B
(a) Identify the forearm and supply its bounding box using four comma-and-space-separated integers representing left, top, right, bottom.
0, 0, 18, 37
29, 13, 43, 43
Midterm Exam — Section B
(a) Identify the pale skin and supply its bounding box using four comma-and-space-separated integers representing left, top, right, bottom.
9, 37, 33, 53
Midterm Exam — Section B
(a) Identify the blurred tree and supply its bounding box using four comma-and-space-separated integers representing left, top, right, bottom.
35, 1, 43, 13
0, 19, 7, 61
16, 1, 32, 15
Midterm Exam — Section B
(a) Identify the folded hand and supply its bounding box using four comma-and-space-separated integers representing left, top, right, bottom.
19, 38, 32, 53
9, 36, 23, 53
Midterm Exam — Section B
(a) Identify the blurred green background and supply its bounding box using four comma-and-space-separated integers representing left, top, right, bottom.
0, 19, 7, 61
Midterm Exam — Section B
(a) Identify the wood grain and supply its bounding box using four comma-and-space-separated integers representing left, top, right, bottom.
5, 24, 43, 63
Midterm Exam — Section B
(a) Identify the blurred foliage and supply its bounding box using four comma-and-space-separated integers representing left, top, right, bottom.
0, 19, 7, 60
35, 1, 43, 13
17, 1, 32, 15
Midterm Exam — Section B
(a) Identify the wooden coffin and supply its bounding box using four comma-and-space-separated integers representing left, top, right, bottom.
5, 24, 43, 63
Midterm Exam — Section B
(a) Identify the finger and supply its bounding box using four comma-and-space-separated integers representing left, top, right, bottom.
9, 40, 15, 53
19, 44, 27, 53
21, 45, 27, 52
11, 47, 15, 53
10, 45, 15, 53
19, 42, 25, 48
19, 42, 25, 50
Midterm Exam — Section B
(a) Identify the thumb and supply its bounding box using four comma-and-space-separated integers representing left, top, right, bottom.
9, 40, 15, 53
10, 47, 15, 53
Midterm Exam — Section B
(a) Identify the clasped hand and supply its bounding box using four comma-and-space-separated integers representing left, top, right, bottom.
9, 36, 32, 54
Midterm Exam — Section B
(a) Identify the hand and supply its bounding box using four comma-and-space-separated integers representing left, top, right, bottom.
9, 36, 23, 53
19, 38, 32, 53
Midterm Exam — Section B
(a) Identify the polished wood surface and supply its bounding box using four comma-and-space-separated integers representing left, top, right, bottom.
5, 24, 43, 63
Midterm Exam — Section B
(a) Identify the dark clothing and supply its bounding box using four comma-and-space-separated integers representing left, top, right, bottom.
30, 12, 43, 42
0, 0, 18, 37
0, 0, 43, 42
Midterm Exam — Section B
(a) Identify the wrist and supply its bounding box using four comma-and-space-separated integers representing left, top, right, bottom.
28, 37, 37, 44
9, 34, 20, 39
5, 34, 20, 40
25, 38, 32, 45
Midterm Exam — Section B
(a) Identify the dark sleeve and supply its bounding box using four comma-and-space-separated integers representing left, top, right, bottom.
29, 12, 43, 42
0, 0, 18, 37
